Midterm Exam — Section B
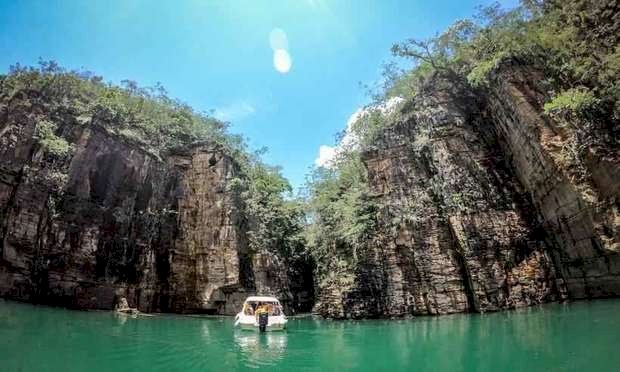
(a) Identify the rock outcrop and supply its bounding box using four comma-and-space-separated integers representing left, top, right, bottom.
1, 63, 618, 319
487, 63, 620, 299
314, 64, 618, 318
0, 93, 310, 314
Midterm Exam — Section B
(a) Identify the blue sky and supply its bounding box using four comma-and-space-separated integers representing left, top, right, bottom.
0, 0, 517, 190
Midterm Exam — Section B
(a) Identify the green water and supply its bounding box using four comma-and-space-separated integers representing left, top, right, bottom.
1, 299, 619, 371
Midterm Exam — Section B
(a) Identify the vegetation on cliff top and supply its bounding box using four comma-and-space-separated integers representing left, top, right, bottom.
0, 61, 306, 264
0, 61, 235, 155
388, 0, 619, 185
232, 152, 307, 262
2, 0, 617, 302
304, 0, 619, 281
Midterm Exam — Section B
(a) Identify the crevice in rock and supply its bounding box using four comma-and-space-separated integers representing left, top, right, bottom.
448, 224, 479, 313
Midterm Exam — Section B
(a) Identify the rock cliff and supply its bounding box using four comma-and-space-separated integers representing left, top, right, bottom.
1, 64, 618, 319
314, 64, 619, 318
486, 63, 620, 299
0, 91, 310, 314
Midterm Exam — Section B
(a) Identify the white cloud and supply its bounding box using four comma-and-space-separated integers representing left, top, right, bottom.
377, 96, 405, 114
314, 145, 337, 167
313, 97, 405, 168
342, 97, 404, 148
213, 101, 256, 122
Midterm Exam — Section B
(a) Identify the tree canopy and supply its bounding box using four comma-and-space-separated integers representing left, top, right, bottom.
0, 60, 305, 265
304, 0, 620, 280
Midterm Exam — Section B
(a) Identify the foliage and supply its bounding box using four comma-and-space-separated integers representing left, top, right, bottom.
1, 60, 237, 155
543, 88, 600, 119
349, 106, 395, 149
305, 0, 620, 283
34, 119, 73, 156
304, 95, 403, 274
304, 146, 377, 275
375, 0, 620, 192
384, 0, 620, 126
1, 60, 305, 262
233, 155, 307, 260
466, 51, 509, 87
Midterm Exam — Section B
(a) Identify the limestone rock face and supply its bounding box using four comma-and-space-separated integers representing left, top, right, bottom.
2, 63, 618, 319
0, 95, 305, 314
315, 64, 617, 318
487, 64, 620, 299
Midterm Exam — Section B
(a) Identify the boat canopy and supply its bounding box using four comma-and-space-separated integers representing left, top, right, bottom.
244, 296, 280, 303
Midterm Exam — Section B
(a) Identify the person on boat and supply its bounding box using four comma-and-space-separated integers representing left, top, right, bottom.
273, 305, 282, 316
255, 302, 269, 319
243, 303, 254, 315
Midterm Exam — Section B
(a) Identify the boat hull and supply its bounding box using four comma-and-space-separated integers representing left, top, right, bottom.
237, 322, 287, 331
234, 297, 288, 332
235, 313, 287, 331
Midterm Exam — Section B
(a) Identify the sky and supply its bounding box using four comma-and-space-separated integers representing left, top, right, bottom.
0, 0, 517, 191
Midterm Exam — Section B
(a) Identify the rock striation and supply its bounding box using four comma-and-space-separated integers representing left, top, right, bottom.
314, 64, 619, 318
486, 63, 620, 299
1, 63, 618, 319
0, 93, 309, 314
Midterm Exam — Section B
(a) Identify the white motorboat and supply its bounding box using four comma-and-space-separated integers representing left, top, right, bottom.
234, 296, 288, 332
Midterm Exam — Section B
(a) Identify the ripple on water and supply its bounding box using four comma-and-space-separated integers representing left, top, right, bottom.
1, 300, 620, 371
233, 331, 288, 368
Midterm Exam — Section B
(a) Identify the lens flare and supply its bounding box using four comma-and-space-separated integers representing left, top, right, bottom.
269, 28, 288, 51
273, 49, 292, 74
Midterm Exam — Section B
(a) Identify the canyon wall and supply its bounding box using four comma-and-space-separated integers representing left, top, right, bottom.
487, 63, 620, 299
0, 93, 307, 314
315, 65, 619, 318
1, 64, 618, 319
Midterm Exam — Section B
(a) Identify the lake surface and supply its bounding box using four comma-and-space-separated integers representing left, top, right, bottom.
1, 299, 619, 371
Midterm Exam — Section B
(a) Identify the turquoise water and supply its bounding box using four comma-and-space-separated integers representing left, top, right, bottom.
1, 299, 619, 371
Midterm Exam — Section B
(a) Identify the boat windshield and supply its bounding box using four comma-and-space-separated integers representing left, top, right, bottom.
243, 301, 283, 316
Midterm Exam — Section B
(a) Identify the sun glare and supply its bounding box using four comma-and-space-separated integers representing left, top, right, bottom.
270, 28, 292, 74
273, 48, 292, 74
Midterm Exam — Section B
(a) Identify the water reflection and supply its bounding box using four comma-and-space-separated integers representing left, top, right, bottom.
1, 300, 619, 371
233, 330, 288, 368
